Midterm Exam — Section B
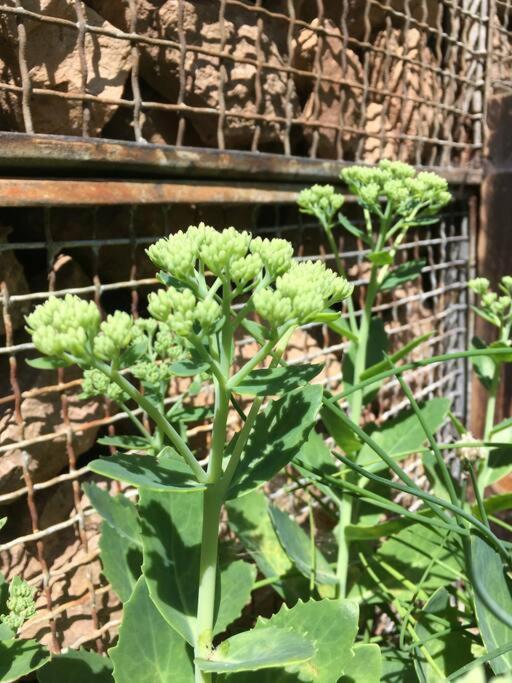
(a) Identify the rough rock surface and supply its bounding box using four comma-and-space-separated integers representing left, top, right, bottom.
0, 0, 131, 136
86, 0, 299, 149
298, 1, 441, 41
363, 28, 440, 164
0, 226, 30, 336
293, 18, 362, 159
0, 373, 103, 496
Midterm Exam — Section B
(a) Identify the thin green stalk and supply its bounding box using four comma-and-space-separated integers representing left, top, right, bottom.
93, 359, 207, 483
322, 219, 357, 334
328, 346, 512, 405
478, 363, 500, 494
227, 337, 276, 390
119, 401, 153, 443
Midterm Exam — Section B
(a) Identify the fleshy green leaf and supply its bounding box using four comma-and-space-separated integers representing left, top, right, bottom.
0, 624, 14, 642
26, 356, 72, 369
470, 337, 496, 390
169, 360, 209, 377
227, 385, 323, 499
380, 647, 417, 682
269, 505, 337, 586
226, 490, 308, 602
83, 484, 142, 547
97, 435, 151, 451
368, 250, 394, 266
233, 364, 323, 396
214, 560, 256, 636
110, 577, 193, 683
339, 644, 382, 683
141, 490, 255, 646
196, 626, 314, 674
357, 398, 450, 472
0, 639, 50, 682
321, 403, 361, 455
486, 423, 512, 487
223, 598, 360, 682
413, 587, 473, 681
140, 489, 202, 645
295, 429, 337, 476
99, 521, 142, 602
37, 649, 113, 683
89, 452, 205, 492
472, 534, 512, 675
380, 259, 426, 291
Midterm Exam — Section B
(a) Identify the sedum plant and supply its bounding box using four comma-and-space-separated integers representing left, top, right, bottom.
15, 164, 512, 683
22, 225, 383, 683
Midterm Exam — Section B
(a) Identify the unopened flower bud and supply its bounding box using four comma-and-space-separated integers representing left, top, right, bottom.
1, 577, 36, 632
250, 237, 293, 278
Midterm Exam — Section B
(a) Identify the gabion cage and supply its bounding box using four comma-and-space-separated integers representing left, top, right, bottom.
0, 0, 506, 655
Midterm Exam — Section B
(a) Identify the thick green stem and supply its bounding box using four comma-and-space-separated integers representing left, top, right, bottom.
194, 485, 223, 683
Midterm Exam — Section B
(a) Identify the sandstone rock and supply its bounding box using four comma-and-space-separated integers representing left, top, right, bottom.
363, 28, 440, 164
293, 18, 362, 159
298, 1, 441, 41
0, 226, 30, 337
0, 374, 103, 496
86, 0, 299, 149
0, 0, 131, 136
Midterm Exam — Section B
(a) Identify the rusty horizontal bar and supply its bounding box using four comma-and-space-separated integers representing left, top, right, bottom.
0, 177, 301, 206
0, 133, 483, 186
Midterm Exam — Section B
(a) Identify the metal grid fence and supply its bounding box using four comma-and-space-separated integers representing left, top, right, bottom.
0, 0, 502, 167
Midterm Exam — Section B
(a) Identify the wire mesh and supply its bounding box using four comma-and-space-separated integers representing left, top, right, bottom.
0, 191, 473, 650
0, 0, 496, 167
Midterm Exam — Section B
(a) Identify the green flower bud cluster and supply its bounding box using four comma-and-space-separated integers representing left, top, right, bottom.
297, 184, 344, 226
254, 260, 353, 328
147, 224, 296, 288
341, 160, 451, 217
93, 311, 136, 361
81, 368, 126, 402
148, 287, 221, 337
131, 361, 172, 385
469, 276, 512, 330
26, 294, 100, 359
250, 237, 293, 278
1, 577, 36, 632
154, 325, 189, 362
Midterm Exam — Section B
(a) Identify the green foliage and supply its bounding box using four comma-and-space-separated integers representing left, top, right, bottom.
226, 490, 308, 601
37, 649, 113, 683
196, 627, 314, 674
89, 451, 206, 492
0, 639, 50, 682
472, 534, 512, 675
269, 506, 337, 588
232, 363, 323, 396
227, 385, 323, 499
110, 578, 193, 683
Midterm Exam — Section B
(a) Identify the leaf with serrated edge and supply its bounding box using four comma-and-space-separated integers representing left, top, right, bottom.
339, 644, 382, 683
110, 577, 193, 683
228, 385, 323, 499
227, 490, 308, 602
89, 451, 205, 492
99, 521, 142, 603
269, 505, 337, 586
0, 639, 50, 683
37, 649, 113, 683
472, 534, 512, 675
233, 364, 323, 396
196, 626, 314, 673
222, 598, 359, 682
83, 483, 142, 547
214, 560, 256, 636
